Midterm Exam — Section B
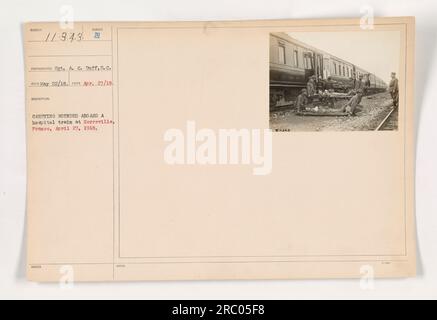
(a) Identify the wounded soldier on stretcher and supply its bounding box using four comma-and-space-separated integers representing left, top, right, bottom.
341, 89, 363, 116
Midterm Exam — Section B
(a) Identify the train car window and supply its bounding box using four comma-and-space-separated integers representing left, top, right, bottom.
278, 45, 286, 64
293, 50, 299, 67
303, 53, 312, 69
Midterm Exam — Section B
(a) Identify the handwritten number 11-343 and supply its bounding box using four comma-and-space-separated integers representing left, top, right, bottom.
45, 32, 83, 42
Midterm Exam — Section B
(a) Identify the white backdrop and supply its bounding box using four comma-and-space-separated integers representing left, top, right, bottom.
1, 0, 436, 299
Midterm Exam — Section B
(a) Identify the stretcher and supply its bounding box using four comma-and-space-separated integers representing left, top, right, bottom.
314, 92, 353, 100
296, 106, 350, 116
296, 111, 349, 116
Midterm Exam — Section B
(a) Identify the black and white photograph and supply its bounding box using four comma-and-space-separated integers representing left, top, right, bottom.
270, 31, 400, 131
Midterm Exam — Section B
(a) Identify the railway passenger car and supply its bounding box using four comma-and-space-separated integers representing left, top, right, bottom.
367, 73, 388, 94
270, 32, 387, 108
269, 33, 312, 106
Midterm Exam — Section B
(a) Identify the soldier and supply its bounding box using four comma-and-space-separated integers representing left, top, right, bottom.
389, 72, 399, 108
354, 74, 365, 91
354, 74, 369, 104
341, 89, 363, 116
306, 75, 316, 98
296, 89, 308, 113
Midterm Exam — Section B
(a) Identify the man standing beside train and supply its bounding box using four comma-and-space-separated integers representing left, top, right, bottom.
353, 74, 369, 104
306, 75, 316, 102
355, 74, 370, 92
354, 74, 364, 91
389, 72, 399, 108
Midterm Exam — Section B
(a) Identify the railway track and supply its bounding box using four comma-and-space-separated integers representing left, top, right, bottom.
375, 107, 398, 131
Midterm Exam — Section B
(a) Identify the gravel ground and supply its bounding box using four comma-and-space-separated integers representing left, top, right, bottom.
270, 92, 397, 131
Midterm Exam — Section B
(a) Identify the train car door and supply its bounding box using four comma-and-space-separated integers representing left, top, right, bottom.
303, 52, 314, 81
314, 53, 324, 80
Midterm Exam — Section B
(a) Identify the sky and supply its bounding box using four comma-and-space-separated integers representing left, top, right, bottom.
287, 31, 401, 83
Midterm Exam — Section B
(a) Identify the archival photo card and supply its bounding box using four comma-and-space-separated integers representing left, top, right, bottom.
24, 18, 415, 282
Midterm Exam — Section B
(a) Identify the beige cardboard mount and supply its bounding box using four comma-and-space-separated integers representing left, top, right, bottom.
24, 17, 416, 282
